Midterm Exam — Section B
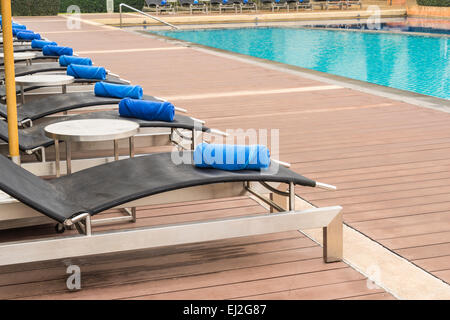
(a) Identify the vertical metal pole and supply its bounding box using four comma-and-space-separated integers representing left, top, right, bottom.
1, 0, 20, 164
191, 129, 197, 150
85, 215, 92, 236
129, 136, 135, 158
119, 4, 123, 28
114, 139, 119, 160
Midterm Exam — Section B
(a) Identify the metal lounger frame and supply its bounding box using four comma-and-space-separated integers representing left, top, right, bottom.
0, 180, 343, 266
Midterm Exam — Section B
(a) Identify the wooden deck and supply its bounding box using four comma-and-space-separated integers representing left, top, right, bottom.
2, 14, 449, 299
0, 198, 393, 300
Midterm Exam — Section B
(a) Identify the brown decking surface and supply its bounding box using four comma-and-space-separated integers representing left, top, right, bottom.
0, 198, 393, 300
2, 15, 448, 299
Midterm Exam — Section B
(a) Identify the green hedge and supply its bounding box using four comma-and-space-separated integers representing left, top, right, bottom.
417, 0, 450, 6
9, 0, 61, 16
59, 0, 144, 13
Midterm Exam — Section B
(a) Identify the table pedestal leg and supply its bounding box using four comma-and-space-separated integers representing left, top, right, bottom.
54, 139, 60, 177
129, 137, 135, 158
66, 141, 72, 175
62, 85, 68, 114
114, 140, 119, 161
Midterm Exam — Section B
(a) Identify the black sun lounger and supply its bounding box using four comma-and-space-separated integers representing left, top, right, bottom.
144, 0, 175, 13
0, 152, 315, 223
0, 110, 211, 155
0, 39, 32, 45
0, 92, 159, 124
0, 74, 130, 99
1, 62, 66, 81
0, 151, 342, 267
0, 63, 129, 85
0, 52, 61, 66
178, 0, 208, 14
0, 45, 39, 53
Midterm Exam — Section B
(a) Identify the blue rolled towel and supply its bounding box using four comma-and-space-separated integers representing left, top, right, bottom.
94, 82, 143, 99
12, 28, 32, 36
42, 45, 73, 56
16, 32, 41, 40
67, 64, 106, 80
119, 98, 175, 122
31, 39, 57, 49
11, 23, 26, 30
59, 55, 92, 67
161, 0, 167, 4
222, 0, 228, 3
194, 143, 271, 171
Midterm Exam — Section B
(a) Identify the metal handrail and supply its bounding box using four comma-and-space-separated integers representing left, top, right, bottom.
119, 3, 179, 30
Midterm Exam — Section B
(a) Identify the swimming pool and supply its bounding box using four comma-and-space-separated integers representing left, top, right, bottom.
152, 27, 450, 100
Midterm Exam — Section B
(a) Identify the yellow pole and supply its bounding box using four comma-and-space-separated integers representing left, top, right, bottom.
1, 0, 20, 164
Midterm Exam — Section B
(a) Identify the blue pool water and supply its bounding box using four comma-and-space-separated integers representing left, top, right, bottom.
152, 28, 450, 100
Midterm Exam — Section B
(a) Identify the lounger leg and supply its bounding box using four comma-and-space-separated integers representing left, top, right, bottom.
40, 147, 46, 163
191, 129, 199, 150
323, 210, 343, 263
269, 182, 295, 212
73, 214, 92, 236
